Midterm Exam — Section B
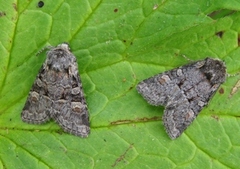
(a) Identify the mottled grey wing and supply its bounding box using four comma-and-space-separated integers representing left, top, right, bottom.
136, 69, 186, 106
50, 62, 90, 137
137, 58, 226, 139
163, 65, 225, 139
163, 100, 196, 139
137, 70, 198, 139
21, 66, 52, 124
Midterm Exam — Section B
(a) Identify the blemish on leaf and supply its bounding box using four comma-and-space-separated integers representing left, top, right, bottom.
114, 8, 118, 12
238, 35, 240, 47
218, 87, 224, 94
111, 116, 161, 125
208, 9, 236, 19
0, 11, 6, 17
229, 79, 240, 98
153, 4, 159, 10
60, 147, 67, 153
215, 31, 224, 38
112, 144, 134, 167
128, 86, 133, 91
12, 3, 17, 11
174, 53, 179, 56
37, 1, 44, 8
56, 130, 64, 135
211, 115, 219, 121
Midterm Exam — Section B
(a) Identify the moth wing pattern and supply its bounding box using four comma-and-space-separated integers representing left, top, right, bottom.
21, 43, 90, 137
21, 65, 52, 124
51, 54, 90, 137
137, 58, 226, 139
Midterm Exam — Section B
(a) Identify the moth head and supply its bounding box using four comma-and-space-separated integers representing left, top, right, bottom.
202, 58, 227, 84
57, 42, 71, 52
47, 43, 75, 71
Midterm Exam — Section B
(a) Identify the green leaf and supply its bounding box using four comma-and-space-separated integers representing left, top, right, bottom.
1, 0, 240, 168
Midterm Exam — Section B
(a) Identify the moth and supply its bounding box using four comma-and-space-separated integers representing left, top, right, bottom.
21, 43, 90, 137
137, 58, 226, 139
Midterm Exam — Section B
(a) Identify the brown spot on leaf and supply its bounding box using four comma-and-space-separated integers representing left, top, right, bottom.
0, 11, 6, 17
128, 86, 133, 91
56, 129, 64, 135
12, 3, 17, 11
211, 115, 219, 121
218, 87, 224, 94
111, 116, 161, 125
238, 35, 240, 47
215, 31, 224, 38
112, 144, 134, 167
208, 9, 236, 19
114, 8, 118, 12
